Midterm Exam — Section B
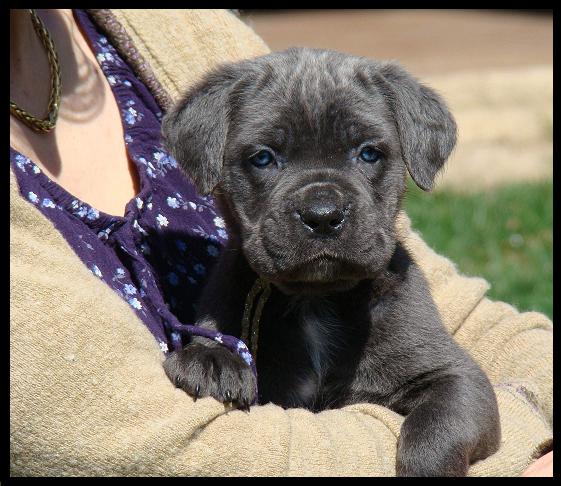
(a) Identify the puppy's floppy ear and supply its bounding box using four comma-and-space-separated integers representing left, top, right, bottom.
374, 62, 457, 191
162, 65, 243, 195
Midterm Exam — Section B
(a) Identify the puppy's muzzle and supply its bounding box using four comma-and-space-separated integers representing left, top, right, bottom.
294, 184, 348, 238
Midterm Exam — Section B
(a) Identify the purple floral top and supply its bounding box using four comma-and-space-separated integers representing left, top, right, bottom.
10, 10, 256, 375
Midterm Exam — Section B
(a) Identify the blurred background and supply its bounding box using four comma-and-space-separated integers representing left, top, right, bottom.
241, 9, 553, 319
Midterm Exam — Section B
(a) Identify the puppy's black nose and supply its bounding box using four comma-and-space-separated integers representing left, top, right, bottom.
298, 201, 346, 236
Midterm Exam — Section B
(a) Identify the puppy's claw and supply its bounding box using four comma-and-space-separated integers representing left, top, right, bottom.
193, 384, 200, 401
224, 390, 232, 402
237, 399, 251, 413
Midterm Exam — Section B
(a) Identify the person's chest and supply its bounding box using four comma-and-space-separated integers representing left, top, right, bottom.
10, 52, 139, 217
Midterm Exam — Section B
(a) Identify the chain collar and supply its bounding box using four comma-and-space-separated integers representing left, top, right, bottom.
10, 9, 62, 133
241, 278, 271, 364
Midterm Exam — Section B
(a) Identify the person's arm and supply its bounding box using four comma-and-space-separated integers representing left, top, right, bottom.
11, 174, 552, 476
10, 170, 404, 476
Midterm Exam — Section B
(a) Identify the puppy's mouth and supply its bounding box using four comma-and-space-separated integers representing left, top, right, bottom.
267, 253, 367, 296
283, 254, 362, 280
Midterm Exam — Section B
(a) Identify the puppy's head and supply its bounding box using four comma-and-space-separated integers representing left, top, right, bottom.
163, 48, 456, 295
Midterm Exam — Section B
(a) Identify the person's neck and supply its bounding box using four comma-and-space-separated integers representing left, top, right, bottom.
11, 10, 50, 118
10, 10, 87, 121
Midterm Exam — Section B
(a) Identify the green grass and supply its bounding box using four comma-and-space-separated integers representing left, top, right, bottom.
404, 180, 553, 320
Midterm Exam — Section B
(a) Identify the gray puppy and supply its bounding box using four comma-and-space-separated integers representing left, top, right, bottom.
161, 48, 501, 477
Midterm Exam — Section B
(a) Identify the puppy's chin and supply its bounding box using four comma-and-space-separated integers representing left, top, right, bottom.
272, 278, 360, 297
264, 256, 367, 296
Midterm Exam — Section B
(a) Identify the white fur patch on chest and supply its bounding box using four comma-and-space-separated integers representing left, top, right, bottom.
297, 298, 343, 380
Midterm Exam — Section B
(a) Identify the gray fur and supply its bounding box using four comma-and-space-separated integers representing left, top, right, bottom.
161, 47, 500, 477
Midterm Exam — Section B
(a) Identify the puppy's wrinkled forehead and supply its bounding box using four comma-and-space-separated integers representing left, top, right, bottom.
229, 49, 393, 154
162, 47, 456, 194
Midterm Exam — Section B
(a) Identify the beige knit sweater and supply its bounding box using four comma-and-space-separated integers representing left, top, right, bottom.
10, 9, 553, 477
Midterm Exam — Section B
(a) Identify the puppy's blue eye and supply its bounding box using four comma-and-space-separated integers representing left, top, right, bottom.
359, 146, 381, 163
249, 149, 274, 167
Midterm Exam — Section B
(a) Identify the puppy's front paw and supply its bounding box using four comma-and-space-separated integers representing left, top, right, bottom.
396, 437, 469, 477
163, 343, 256, 410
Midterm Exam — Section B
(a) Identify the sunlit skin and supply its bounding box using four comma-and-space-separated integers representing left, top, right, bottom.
521, 451, 553, 477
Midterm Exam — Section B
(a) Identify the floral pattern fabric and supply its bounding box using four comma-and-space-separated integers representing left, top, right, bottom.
10, 10, 256, 375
